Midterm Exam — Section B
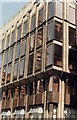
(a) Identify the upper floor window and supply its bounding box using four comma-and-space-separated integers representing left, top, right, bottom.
37, 27, 43, 48
23, 21, 28, 36
38, 8, 43, 26
15, 42, 20, 59
28, 54, 34, 75
11, 30, 15, 45
30, 32, 35, 52
55, 21, 63, 42
0, 54, 2, 68
31, 14, 36, 31
9, 46, 14, 63
17, 25, 21, 40
7, 64, 11, 83
4, 50, 8, 65
48, 2, 55, 19
2, 67, 6, 84
6, 35, 10, 48
13, 61, 18, 80
21, 38, 26, 56
56, 0, 63, 18
2, 39, 4, 51
69, 7, 75, 24
69, 27, 76, 46
19, 58, 25, 78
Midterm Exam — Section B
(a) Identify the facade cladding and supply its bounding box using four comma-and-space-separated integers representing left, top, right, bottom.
0, 0, 77, 119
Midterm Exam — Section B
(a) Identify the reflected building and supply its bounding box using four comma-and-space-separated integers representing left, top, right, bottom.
0, 0, 77, 119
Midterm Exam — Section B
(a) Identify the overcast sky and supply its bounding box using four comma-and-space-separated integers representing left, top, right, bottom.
0, 0, 30, 29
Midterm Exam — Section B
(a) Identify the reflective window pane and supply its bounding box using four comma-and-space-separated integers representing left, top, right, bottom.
30, 32, 35, 52
2, 67, 6, 84
2, 39, 4, 51
55, 21, 63, 42
31, 14, 36, 31
17, 25, 21, 40
9, 46, 14, 63
4, 50, 8, 65
0, 54, 2, 68
38, 8, 43, 26
46, 44, 54, 67
35, 49, 42, 71
56, 1, 63, 18
13, 62, 18, 79
28, 54, 34, 74
48, 2, 55, 19
23, 21, 27, 36
37, 27, 43, 48
11, 30, 15, 45
47, 21, 54, 42
19, 58, 24, 78
15, 42, 20, 59
21, 39, 26, 56
7, 65, 11, 83
69, 27, 76, 46
54, 45, 62, 67
69, 7, 75, 24
6, 35, 10, 48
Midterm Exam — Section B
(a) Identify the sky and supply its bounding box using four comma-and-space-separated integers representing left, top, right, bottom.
0, 0, 30, 29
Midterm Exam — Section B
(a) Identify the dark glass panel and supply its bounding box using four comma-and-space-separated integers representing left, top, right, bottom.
6, 35, 10, 48
23, 21, 27, 36
31, 14, 36, 31
37, 27, 43, 48
28, 54, 34, 74
11, 30, 15, 45
17, 25, 21, 40
19, 58, 24, 78
15, 42, 20, 59
30, 32, 35, 52
21, 39, 26, 56
13, 61, 18, 79
7, 65, 11, 83
38, 8, 43, 26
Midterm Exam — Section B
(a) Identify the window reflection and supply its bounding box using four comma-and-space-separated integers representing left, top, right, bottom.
31, 14, 36, 31
35, 49, 42, 71
19, 58, 24, 78
55, 22, 63, 42
37, 27, 43, 48
28, 54, 34, 74
56, 1, 63, 18
6, 35, 10, 48
11, 31, 15, 45
30, 32, 35, 52
69, 7, 75, 24
15, 42, 20, 59
23, 21, 27, 36
46, 44, 54, 67
13, 61, 18, 80
54, 45, 62, 67
2, 39, 4, 51
4, 50, 8, 65
17, 25, 21, 40
21, 39, 26, 56
7, 65, 11, 83
69, 27, 76, 46
9, 46, 14, 63
38, 8, 43, 26
48, 2, 55, 19
69, 49, 77, 71
2, 67, 6, 84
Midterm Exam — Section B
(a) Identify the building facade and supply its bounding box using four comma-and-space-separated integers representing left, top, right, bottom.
0, 0, 77, 119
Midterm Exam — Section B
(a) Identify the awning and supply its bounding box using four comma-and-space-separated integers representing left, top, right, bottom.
1, 111, 11, 116
13, 109, 25, 116
29, 107, 43, 114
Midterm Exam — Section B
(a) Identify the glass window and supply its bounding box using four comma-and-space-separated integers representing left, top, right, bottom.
0, 54, 2, 68
9, 46, 14, 63
69, 7, 75, 24
6, 35, 10, 48
31, 14, 36, 31
69, 27, 76, 46
17, 25, 21, 40
47, 21, 54, 42
13, 61, 18, 79
2, 67, 6, 84
56, 1, 63, 18
11, 30, 15, 45
2, 39, 4, 51
37, 27, 43, 48
23, 21, 27, 36
7, 65, 11, 83
54, 44, 62, 67
21, 38, 26, 56
48, 2, 55, 19
30, 32, 35, 52
19, 58, 24, 78
15, 42, 20, 59
53, 76, 59, 92
4, 50, 8, 65
28, 54, 34, 74
35, 49, 42, 71
69, 49, 77, 71
46, 44, 54, 67
55, 21, 63, 42
38, 8, 43, 26
30, 83, 33, 95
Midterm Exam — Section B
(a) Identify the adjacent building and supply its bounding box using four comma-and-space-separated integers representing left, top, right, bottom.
0, 0, 77, 119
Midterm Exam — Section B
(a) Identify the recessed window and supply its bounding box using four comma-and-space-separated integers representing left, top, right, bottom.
19, 58, 25, 78
4, 50, 8, 65
69, 27, 76, 46
37, 27, 43, 48
48, 2, 55, 19
2, 39, 4, 51
46, 44, 54, 67
6, 35, 10, 48
47, 21, 54, 42
38, 8, 43, 26
23, 21, 28, 36
11, 30, 15, 45
31, 14, 36, 31
53, 76, 59, 92
15, 42, 20, 59
30, 32, 35, 52
2, 67, 6, 84
35, 49, 42, 71
69, 7, 75, 24
56, 1, 63, 18
54, 44, 62, 67
21, 38, 26, 56
9, 46, 14, 63
13, 61, 18, 80
28, 54, 34, 74
30, 83, 33, 95
69, 49, 77, 71
55, 21, 63, 42
7, 65, 11, 83
17, 25, 21, 40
